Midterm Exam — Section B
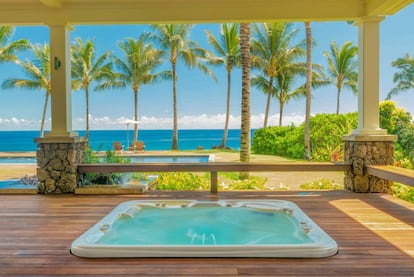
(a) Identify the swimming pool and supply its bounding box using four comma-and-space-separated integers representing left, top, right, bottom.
0, 154, 212, 164
125, 154, 212, 163
0, 157, 36, 164
71, 199, 338, 258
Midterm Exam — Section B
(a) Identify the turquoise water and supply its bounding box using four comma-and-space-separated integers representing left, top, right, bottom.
127, 155, 209, 163
0, 179, 37, 189
0, 157, 36, 164
0, 129, 254, 152
97, 206, 312, 245
0, 155, 208, 164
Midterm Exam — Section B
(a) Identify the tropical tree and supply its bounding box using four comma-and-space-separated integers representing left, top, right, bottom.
386, 53, 414, 100
112, 35, 170, 145
150, 24, 216, 150
0, 26, 29, 64
324, 41, 358, 114
239, 22, 251, 179
71, 38, 114, 142
251, 22, 305, 128
304, 21, 312, 160
205, 23, 241, 149
1, 43, 50, 137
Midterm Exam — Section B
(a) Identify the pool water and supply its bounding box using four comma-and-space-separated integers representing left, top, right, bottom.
0, 179, 37, 189
98, 206, 311, 245
0, 155, 211, 164
71, 200, 338, 258
0, 157, 36, 164
127, 155, 210, 163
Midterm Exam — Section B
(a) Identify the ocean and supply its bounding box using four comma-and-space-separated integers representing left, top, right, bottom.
0, 129, 253, 152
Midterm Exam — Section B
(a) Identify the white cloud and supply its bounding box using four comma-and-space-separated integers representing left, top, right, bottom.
0, 113, 306, 131
0, 117, 47, 130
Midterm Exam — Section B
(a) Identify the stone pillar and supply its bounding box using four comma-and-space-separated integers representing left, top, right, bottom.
343, 135, 396, 192
33, 24, 87, 194
35, 137, 87, 193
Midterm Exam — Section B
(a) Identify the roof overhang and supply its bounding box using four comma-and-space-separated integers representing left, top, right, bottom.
0, 0, 412, 25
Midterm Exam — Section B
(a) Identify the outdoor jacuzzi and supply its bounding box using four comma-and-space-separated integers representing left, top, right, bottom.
71, 200, 338, 258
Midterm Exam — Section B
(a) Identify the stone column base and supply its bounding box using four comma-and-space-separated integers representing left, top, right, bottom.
343, 134, 397, 193
35, 136, 87, 194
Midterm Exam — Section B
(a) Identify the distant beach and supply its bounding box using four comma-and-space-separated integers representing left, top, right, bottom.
0, 129, 254, 152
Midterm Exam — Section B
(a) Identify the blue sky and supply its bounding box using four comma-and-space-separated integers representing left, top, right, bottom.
0, 4, 413, 131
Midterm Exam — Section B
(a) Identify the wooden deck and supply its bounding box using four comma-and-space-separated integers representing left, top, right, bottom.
1, 190, 414, 276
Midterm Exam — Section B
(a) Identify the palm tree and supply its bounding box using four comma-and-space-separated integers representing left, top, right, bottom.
1, 43, 50, 137
252, 69, 303, 127
251, 22, 305, 128
112, 35, 170, 145
324, 41, 358, 114
150, 24, 216, 150
0, 26, 29, 64
239, 22, 251, 179
71, 38, 114, 142
386, 53, 414, 100
205, 23, 241, 149
304, 21, 312, 160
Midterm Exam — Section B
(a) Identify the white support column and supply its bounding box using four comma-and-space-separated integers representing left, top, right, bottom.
351, 16, 387, 136
46, 24, 77, 138
344, 16, 397, 193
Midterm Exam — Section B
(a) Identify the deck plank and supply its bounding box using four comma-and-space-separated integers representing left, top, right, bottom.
0, 191, 413, 276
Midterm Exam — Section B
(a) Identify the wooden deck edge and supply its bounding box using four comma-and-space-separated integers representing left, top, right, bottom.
0, 188, 38, 195
74, 186, 146, 195
366, 165, 414, 187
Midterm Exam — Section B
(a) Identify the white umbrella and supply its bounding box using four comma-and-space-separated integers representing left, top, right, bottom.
117, 119, 140, 147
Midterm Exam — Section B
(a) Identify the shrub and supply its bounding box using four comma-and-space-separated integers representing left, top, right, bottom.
380, 101, 414, 168
392, 183, 414, 204
152, 172, 210, 190
299, 178, 343, 190
252, 103, 414, 167
252, 112, 357, 161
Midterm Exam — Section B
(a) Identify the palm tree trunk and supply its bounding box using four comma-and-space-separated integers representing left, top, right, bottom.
279, 100, 284, 127
219, 69, 232, 149
85, 87, 90, 142
263, 77, 273, 128
239, 22, 251, 180
172, 61, 178, 150
336, 87, 341, 115
304, 21, 312, 160
133, 89, 139, 144
40, 91, 49, 138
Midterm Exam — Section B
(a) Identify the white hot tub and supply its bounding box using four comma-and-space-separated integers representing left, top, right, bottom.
71, 199, 338, 258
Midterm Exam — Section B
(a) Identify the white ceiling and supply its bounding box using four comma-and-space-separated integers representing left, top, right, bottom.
0, 0, 412, 25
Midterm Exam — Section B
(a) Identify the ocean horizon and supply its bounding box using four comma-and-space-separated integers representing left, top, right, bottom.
0, 129, 254, 152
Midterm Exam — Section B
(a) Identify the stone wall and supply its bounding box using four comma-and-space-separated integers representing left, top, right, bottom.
344, 135, 396, 193
36, 140, 87, 193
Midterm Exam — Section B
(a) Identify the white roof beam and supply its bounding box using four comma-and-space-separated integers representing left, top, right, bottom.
40, 0, 62, 8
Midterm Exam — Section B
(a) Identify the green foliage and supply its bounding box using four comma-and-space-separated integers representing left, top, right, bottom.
251, 125, 304, 159
82, 148, 132, 186
392, 183, 414, 204
299, 178, 343, 190
252, 112, 357, 161
379, 101, 414, 168
380, 101, 412, 134
252, 102, 414, 168
152, 172, 210, 190
84, 147, 100, 164
219, 172, 240, 180
220, 175, 267, 190
310, 113, 357, 161
150, 172, 267, 191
